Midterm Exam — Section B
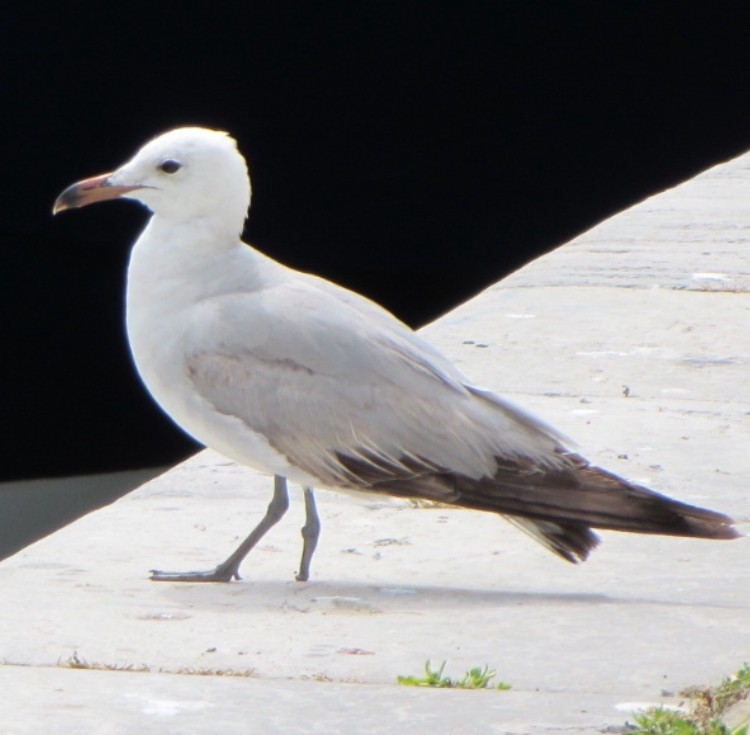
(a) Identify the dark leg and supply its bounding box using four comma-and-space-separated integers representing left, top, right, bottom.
150, 475, 290, 583
295, 487, 320, 582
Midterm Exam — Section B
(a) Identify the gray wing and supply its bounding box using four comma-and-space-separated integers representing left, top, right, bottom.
183, 274, 570, 495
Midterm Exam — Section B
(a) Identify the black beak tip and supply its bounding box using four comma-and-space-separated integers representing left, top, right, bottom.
52, 184, 83, 215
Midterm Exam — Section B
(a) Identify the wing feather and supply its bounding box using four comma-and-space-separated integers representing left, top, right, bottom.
183, 277, 566, 488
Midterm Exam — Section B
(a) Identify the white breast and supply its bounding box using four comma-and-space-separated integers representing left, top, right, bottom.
124, 220, 320, 488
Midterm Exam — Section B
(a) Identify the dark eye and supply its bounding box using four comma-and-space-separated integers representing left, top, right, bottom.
159, 159, 182, 174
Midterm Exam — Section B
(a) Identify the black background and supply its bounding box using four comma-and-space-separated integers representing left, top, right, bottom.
3, 2, 750, 481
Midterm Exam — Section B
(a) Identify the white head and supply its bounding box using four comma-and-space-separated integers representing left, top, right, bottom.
54, 127, 252, 234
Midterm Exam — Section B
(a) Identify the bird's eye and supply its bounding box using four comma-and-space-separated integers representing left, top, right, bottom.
159, 159, 182, 174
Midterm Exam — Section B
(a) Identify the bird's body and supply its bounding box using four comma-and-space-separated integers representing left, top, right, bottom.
54, 127, 738, 581
126, 221, 307, 485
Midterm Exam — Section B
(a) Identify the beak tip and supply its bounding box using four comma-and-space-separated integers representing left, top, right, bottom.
51, 172, 124, 216
52, 180, 89, 215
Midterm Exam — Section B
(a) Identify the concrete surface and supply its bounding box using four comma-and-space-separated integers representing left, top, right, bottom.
1, 150, 749, 734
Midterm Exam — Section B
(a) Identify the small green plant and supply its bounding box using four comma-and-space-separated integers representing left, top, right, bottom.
632, 707, 734, 735
633, 709, 747, 735
397, 660, 511, 690
457, 664, 512, 690
713, 664, 750, 717
397, 660, 452, 688
632, 663, 750, 735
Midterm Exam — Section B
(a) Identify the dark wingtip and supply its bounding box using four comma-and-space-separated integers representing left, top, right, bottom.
681, 511, 741, 541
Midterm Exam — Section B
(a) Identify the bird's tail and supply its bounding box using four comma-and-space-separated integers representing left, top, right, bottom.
455, 454, 739, 562
503, 516, 602, 563
333, 448, 739, 563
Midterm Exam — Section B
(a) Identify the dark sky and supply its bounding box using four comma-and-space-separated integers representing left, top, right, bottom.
3, 2, 750, 480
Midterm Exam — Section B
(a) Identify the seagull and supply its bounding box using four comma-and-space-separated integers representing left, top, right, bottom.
53, 127, 738, 583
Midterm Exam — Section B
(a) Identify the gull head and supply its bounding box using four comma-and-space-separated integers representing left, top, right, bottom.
53, 127, 252, 230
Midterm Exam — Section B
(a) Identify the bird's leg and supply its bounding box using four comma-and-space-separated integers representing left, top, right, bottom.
295, 487, 320, 582
150, 475, 290, 583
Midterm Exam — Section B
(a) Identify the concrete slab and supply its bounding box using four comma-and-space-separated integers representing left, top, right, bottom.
0, 664, 628, 735
1, 149, 749, 733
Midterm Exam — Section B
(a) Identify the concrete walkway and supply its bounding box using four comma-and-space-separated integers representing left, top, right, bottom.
1, 151, 748, 734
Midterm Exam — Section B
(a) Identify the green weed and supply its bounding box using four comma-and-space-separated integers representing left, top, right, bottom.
632, 663, 750, 735
397, 660, 511, 690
